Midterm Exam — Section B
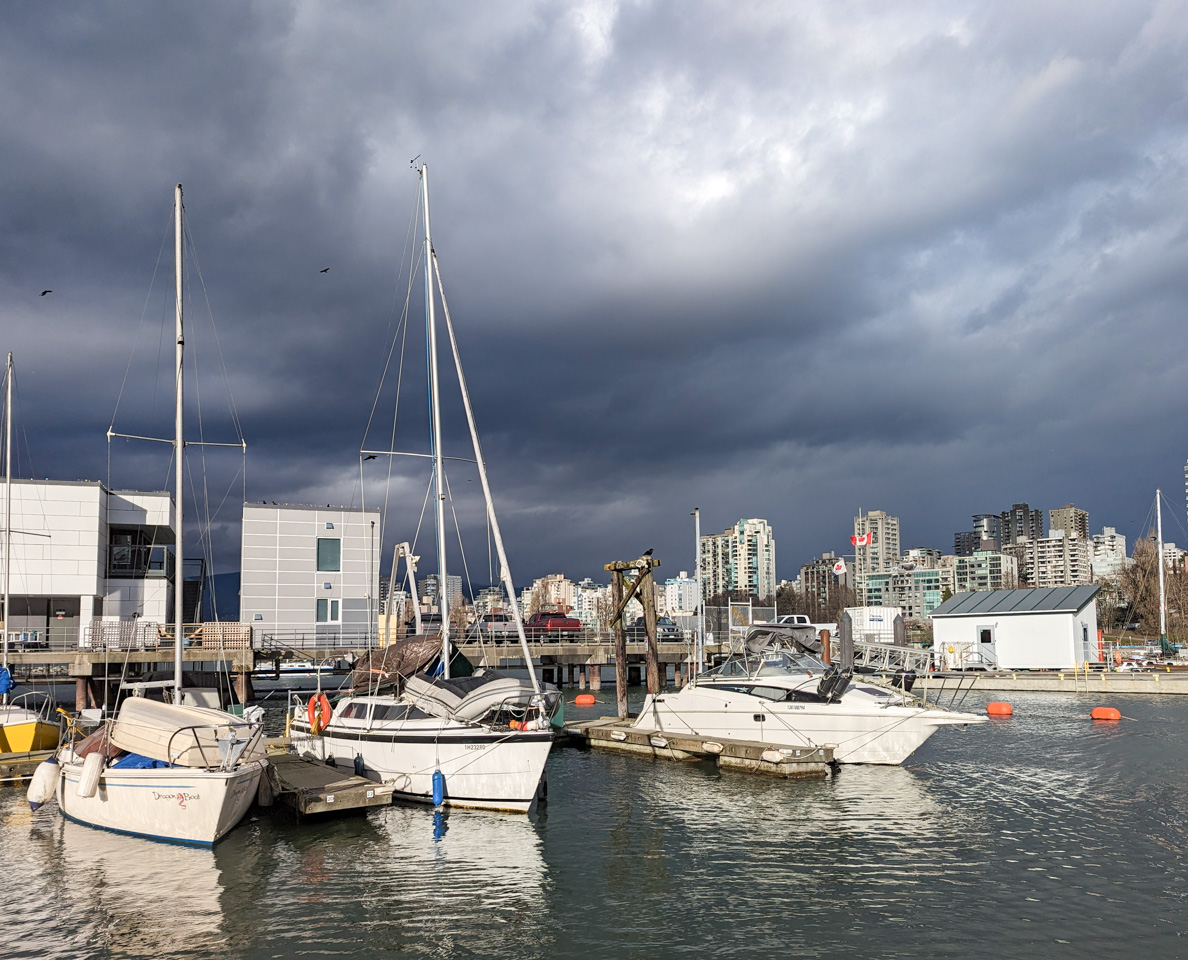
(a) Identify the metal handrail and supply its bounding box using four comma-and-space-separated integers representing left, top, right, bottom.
162, 719, 263, 770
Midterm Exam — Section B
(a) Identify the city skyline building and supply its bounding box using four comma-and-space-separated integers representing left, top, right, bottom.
853, 509, 900, 604
1004, 534, 1093, 588
1048, 503, 1089, 540
1000, 503, 1045, 546
699, 518, 777, 600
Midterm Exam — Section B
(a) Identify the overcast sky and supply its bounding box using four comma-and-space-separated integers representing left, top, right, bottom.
3, 1, 1187, 588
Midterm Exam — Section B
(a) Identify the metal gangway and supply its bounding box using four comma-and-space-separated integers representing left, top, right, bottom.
851, 640, 933, 674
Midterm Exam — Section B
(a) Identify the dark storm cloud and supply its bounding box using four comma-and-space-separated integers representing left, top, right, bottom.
2, 1, 1187, 582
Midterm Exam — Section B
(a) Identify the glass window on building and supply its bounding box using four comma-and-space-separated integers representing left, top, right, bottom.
316, 598, 340, 623
317, 538, 341, 572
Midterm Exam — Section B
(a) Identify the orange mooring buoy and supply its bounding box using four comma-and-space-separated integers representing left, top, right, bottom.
1091, 706, 1122, 721
986, 702, 1013, 716
574, 694, 596, 706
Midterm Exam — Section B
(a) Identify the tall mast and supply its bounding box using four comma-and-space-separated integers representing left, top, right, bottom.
174, 184, 185, 701
421, 165, 451, 676
1157, 488, 1167, 646
2, 352, 11, 699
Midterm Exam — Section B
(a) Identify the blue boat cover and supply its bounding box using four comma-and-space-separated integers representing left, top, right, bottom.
0, 667, 12, 695
111, 753, 171, 769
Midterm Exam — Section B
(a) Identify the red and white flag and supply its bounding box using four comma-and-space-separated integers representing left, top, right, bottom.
832, 559, 846, 576
850, 532, 872, 546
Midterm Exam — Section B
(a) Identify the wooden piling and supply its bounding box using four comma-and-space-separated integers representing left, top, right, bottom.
611, 570, 628, 718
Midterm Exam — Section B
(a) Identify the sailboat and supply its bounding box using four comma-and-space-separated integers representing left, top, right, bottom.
52, 185, 267, 845
0, 352, 60, 754
287, 164, 558, 813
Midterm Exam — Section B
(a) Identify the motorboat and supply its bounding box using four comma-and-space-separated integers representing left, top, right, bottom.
633, 623, 985, 764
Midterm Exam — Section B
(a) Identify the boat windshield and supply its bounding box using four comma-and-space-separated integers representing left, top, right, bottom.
707, 649, 826, 679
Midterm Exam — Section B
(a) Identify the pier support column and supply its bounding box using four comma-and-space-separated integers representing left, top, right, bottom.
628, 665, 641, 686
578, 665, 587, 690
590, 666, 601, 691
674, 666, 683, 688
235, 670, 254, 705
75, 678, 88, 711
568, 664, 576, 688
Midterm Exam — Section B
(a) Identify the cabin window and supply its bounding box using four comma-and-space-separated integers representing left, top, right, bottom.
317, 598, 340, 622
317, 538, 341, 572
339, 702, 369, 720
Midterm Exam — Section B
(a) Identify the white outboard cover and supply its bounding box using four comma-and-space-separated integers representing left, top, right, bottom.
405, 671, 537, 722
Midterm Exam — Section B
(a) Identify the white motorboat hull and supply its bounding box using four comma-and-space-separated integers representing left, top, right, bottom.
634, 687, 984, 765
56, 757, 266, 847
291, 717, 552, 813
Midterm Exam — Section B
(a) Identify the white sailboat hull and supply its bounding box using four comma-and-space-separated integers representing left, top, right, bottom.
634, 687, 984, 765
56, 757, 265, 847
291, 717, 552, 813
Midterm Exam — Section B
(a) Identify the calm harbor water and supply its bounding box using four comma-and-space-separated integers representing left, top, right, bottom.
3, 689, 1186, 959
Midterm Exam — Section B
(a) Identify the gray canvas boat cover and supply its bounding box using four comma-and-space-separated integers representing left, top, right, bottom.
403, 671, 536, 722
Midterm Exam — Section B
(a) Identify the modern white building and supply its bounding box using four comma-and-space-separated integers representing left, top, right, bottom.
700, 518, 777, 601
861, 564, 953, 620
239, 502, 381, 640
1091, 526, 1128, 579
664, 571, 699, 616
854, 509, 900, 603
1, 479, 174, 646
953, 550, 1018, 593
930, 585, 1101, 670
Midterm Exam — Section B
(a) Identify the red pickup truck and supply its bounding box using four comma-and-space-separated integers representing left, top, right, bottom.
524, 611, 582, 640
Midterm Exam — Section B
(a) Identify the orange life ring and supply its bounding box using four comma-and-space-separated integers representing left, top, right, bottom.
307, 693, 332, 736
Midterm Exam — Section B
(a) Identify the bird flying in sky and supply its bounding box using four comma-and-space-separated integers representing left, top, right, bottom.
40, 290, 51, 296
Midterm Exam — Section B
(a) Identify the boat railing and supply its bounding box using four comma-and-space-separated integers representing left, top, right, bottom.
163, 719, 264, 771
4, 689, 59, 723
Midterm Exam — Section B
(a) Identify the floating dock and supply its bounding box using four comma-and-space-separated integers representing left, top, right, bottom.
563, 717, 832, 778
917, 669, 1188, 696
265, 745, 395, 816
0, 749, 55, 785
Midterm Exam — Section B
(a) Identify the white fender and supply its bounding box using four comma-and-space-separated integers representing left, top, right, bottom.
77, 751, 104, 798
26, 756, 60, 811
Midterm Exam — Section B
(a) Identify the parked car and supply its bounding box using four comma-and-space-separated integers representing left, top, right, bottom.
524, 611, 582, 640
625, 616, 683, 641
468, 613, 521, 643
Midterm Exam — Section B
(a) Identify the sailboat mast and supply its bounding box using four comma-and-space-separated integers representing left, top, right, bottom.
2, 352, 11, 696
421, 165, 451, 676
174, 184, 185, 702
1157, 488, 1167, 644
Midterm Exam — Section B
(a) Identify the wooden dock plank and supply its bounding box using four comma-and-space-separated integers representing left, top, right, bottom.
266, 748, 395, 815
563, 719, 832, 778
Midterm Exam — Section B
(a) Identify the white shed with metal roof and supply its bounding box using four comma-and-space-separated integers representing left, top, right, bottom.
929, 586, 1101, 670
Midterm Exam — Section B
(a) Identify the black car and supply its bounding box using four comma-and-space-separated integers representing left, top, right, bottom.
624, 616, 683, 641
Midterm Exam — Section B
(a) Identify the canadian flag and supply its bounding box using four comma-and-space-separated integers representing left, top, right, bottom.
832, 559, 846, 576
850, 532, 872, 546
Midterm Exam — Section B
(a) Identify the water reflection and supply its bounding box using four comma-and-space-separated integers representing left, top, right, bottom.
3, 810, 228, 960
